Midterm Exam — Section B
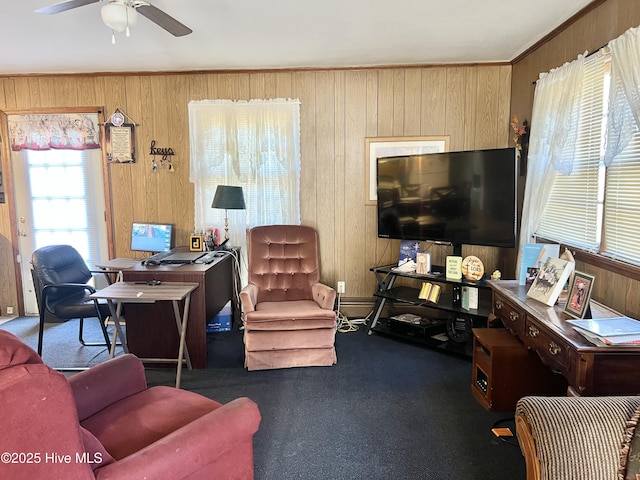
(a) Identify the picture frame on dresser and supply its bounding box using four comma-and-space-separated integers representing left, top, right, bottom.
564, 271, 595, 319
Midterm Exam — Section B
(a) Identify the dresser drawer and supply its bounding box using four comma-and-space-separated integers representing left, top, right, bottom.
492, 292, 525, 335
523, 317, 573, 375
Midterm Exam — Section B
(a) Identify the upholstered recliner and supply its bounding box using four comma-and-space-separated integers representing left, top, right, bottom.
515, 395, 640, 480
240, 225, 337, 371
0, 330, 261, 480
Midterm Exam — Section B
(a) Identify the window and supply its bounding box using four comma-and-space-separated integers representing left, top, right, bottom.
536, 50, 640, 266
188, 99, 301, 282
26, 149, 106, 267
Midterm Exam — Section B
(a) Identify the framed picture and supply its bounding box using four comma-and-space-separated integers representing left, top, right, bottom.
564, 271, 595, 319
190, 235, 204, 252
364, 135, 449, 205
105, 122, 136, 163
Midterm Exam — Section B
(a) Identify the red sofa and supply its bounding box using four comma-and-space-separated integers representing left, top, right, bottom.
0, 330, 261, 480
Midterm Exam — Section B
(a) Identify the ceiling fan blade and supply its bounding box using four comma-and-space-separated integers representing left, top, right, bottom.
136, 4, 192, 37
35, 0, 101, 15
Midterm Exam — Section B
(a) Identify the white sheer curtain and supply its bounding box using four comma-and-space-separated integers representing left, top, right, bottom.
188, 98, 301, 285
516, 54, 585, 276
604, 26, 640, 165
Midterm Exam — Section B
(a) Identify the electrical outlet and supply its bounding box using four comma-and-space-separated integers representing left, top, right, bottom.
6, 306, 14, 315
337, 281, 345, 294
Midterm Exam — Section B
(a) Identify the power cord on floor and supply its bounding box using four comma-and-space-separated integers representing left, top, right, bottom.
336, 293, 371, 333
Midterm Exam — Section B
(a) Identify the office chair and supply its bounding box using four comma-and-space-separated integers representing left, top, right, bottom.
31, 244, 112, 358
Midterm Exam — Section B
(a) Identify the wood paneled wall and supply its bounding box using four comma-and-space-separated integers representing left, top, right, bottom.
0, 64, 512, 315
510, 0, 640, 316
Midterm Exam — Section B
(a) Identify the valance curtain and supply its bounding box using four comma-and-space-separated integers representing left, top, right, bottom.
516, 54, 585, 276
604, 26, 640, 165
8, 114, 100, 151
188, 98, 301, 285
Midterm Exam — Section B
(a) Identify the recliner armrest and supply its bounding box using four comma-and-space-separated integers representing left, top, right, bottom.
240, 284, 259, 313
94, 397, 262, 480
516, 395, 640, 480
69, 354, 148, 421
312, 282, 336, 310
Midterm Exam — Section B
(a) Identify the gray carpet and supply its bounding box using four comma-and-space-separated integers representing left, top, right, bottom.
2, 316, 526, 480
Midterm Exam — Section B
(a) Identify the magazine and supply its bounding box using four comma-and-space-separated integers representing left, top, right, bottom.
572, 325, 640, 346
567, 317, 640, 337
526, 257, 574, 306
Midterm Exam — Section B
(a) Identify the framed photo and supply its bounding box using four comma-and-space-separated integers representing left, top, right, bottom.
364, 135, 449, 205
190, 235, 204, 252
564, 271, 595, 319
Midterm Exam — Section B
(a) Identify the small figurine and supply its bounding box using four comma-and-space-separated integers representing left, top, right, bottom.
491, 270, 502, 280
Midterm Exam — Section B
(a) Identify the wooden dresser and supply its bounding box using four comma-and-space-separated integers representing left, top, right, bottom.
487, 280, 640, 396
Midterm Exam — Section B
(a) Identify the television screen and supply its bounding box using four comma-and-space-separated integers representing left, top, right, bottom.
130, 222, 174, 253
376, 147, 517, 250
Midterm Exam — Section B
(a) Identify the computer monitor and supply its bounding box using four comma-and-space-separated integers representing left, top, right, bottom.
130, 222, 174, 253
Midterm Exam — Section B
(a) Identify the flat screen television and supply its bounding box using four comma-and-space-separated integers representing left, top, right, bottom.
130, 222, 174, 253
376, 147, 517, 255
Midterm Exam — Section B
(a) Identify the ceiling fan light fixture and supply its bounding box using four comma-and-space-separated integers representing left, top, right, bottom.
101, 1, 138, 34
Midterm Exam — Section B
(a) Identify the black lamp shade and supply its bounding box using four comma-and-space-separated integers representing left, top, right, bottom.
211, 185, 246, 210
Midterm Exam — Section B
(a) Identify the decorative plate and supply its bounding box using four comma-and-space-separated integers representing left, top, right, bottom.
461, 255, 484, 281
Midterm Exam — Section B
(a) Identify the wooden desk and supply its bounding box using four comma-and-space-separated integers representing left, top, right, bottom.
98, 252, 238, 369
90, 281, 198, 388
488, 280, 640, 396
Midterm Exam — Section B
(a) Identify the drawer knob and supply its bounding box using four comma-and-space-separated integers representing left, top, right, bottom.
528, 325, 539, 337
495, 301, 503, 310
549, 342, 561, 356
509, 311, 519, 322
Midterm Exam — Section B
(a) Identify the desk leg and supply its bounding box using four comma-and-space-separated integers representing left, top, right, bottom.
173, 295, 193, 389
107, 300, 129, 358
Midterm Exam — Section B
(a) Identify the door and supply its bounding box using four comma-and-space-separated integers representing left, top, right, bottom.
9, 111, 111, 315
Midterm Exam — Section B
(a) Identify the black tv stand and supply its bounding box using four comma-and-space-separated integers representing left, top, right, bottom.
368, 263, 493, 357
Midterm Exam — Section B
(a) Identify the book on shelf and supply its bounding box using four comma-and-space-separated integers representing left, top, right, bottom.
398, 240, 421, 266
461, 286, 478, 310
446, 256, 463, 280
418, 282, 441, 304
519, 243, 561, 285
416, 252, 431, 275
526, 256, 574, 306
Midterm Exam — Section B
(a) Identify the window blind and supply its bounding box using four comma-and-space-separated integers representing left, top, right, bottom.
602, 130, 640, 264
536, 52, 608, 252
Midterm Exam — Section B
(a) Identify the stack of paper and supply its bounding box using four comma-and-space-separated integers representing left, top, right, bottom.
568, 317, 640, 345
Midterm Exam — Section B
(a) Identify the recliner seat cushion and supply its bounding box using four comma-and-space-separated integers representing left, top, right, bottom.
80, 386, 222, 460
245, 300, 337, 330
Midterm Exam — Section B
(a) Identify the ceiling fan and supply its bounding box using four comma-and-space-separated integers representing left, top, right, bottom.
35, 0, 193, 41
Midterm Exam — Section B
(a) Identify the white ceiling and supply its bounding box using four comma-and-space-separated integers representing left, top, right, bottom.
4, 0, 595, 75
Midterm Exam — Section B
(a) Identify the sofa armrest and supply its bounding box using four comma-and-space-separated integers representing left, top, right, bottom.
69, 354, 148, 421
515, 396, 640, 480
240, 284, 259, 313
312, 282, 336, 310
94, 397, 261, 480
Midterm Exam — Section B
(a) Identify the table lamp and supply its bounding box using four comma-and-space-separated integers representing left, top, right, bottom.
211, 185, 246, 241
